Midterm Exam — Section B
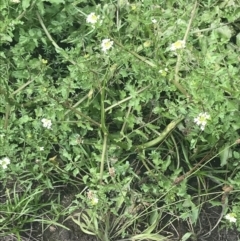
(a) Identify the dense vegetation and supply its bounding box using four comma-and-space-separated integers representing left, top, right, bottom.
1, 0, 240, 240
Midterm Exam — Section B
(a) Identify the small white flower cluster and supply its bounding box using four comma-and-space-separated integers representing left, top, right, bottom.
86, 12, 100, 25
194, 112, 210, 131
0, 157, 11, 169
91, 197, 99, 205
86, 13, 113, 53
41, 118, 52, 129
87, 190, 99, 205
159, 68, 168, 77
225, 213, 237, 223
10, 0, 20, 3
151, 18, 157, 24
170, 40, 185, 51
101, 39, 113, 53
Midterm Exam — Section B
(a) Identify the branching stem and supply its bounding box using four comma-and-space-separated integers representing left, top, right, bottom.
173, 1, 198, 99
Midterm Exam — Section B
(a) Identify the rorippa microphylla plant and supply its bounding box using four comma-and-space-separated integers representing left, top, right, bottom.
1, 0, 240, 240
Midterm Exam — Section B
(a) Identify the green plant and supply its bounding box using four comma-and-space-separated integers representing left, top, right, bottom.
1, 0, 240, 240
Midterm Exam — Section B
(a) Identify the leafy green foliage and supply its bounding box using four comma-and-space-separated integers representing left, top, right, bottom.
1, 0, 240, 240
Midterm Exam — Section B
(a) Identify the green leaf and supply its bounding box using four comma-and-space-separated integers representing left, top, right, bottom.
233, 151, 240, 159
22, 0, 31, 10
0, 33, 12, 43
181, 232, 193, 241
134, 129, 149, 140
219, 145, 232, 166
45, 0, 65, 4
36, 1, 45, 15
214, 25, 232, 40
73, 168, 79, 177
236, 33, 240, 47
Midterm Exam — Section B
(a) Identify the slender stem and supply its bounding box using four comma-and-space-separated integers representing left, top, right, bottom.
99, 73, 108, 183
16, 0, 37, 21
171, 135, 180, 169
112, 39, 157, 68
191, 22, 230, 34
100, 74, 108, 134
12, 79, 34, 95
183, 1, 199, 42
49, 94, 101, 127
174, 141, 237, 185
105, 86, 149, 112
4, 104, 10, 129
113, 38, 189, 97
100, 133, 108, 183
120, 106, 132, 136
36, 11, 62, 51
173, 1, 198, 99
64, 93, 89, 116
37, 11, 99, 75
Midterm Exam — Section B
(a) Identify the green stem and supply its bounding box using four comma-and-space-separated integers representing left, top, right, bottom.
100, 133, 108, 183
64, 93, 89, 116
4, 104, 10, 129
48, 94, 101, 127
172, 1, 198, 99
100, 74, 108, 134
37, 11, 98, 76
183, 1, 198, 43
16, 0, 37, 21
113, 38, 189, 97
112, 38, 156, 68
171, 135, 180, 169
36, 11, 62, 51
120, 106, 132, 136
105, 86, 149, 112
99, 73, 108, 183
12, 79, 34, 95
136, 117, 183, 149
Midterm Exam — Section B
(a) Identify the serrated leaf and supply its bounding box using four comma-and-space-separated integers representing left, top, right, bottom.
0, 33, 12, 42
36, 1, 45, 15
134, 129, 149, 140
215, 25, 232, 40
190, 206, 199, 224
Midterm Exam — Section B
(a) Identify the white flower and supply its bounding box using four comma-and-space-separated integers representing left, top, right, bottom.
86, 12, 100, 25
0, 157, 11, 169
151, 18, 157, 24
39, 147, 44, 151
10, 0, 20, 3
87, 189, 99, 205
170, 40, 186, 51
91, 197, 99, 205
41, 118, 52, 129
101, 39, 113, 52
225, 213, 237, 223
194, 112, 210, 130
143, 40, 151, 47
159, 68, 168, 76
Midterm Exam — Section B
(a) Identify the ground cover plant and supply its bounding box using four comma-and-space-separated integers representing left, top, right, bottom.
1, 0, 240, 240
